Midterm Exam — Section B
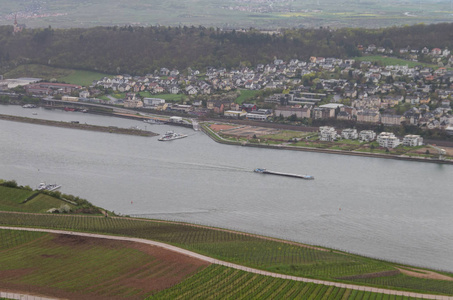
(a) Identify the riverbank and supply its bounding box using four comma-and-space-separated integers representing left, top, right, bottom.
0, 114, 158, 137
201, 123, 453, 165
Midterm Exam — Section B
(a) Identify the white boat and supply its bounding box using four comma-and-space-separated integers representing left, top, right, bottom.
23, 104, 37, 108
37, 182, 62, 191
158, 131, 188, 141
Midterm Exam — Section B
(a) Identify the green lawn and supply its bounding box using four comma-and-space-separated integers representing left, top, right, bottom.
58, 70, 112, 86
3, 64, 111, 87
140, 93, 185, 102
235, 89, 260, 104
353, 55, 437, 68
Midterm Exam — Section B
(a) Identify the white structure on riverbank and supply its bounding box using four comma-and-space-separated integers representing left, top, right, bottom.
402, 135, 423, 147
319, 126, 339, 141
359, 130, 376, 142
341, 128, 358, 140
377, 132, 400, 148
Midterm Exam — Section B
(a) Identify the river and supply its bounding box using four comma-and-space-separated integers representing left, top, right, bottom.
1, 104, 452, 272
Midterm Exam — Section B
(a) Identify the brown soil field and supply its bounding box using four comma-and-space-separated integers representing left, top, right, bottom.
209, 123, 238, 131
397, 267, 453, 282
0, 233, 210, 300
210, 123, 278, 137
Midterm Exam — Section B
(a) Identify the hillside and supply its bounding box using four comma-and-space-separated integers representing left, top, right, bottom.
0, 181, 453, 299
1, 23, 453, 75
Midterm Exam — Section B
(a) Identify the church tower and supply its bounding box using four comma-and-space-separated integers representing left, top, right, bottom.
13, 14, 23, 34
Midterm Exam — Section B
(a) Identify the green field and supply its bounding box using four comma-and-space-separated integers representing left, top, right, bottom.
1, 0, 452, 29
0, 186, 76, 213
58, 70, 112, 86
3, 64, 111, 87
353, 56, 437, 68
139, 92, 185, 103
235, 90, 260, 105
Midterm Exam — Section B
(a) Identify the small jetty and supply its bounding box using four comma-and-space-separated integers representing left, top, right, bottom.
254, 168, 314, 180
37, 182, 61, 191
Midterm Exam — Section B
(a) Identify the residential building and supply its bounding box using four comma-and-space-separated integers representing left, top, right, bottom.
123, 99, 143, 108
377, 132, 400, 148
275, 106, 311, 119
381, 114, 403, 126
25, 82, 82, 95
357, 110, 380, 123
319, 126, 339, 141
313, 107, 335, 119
402, 135, 424, 147
143, 98, 165, 106
224, 110, 247, 118
246, 112, 270, 121
359, 130, 376, 142
341, 128, 358, 140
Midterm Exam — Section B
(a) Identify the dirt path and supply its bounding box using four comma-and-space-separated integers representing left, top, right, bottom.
398, 267, 453, 281
0, 290, 58, 300
1, 226, 453, 300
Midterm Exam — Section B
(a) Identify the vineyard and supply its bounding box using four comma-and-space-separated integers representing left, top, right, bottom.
1, 212, 452, 297
0, 229, 435, 300
151, 264, 427, 300
0, 229, 208, 300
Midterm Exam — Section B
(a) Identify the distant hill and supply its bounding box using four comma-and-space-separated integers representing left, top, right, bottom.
0, 0, 453, 29
0, 23, 453, 75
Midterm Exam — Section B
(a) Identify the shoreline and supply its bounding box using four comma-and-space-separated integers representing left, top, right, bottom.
200, 123, 453, 165
2, 109, 452, 164
0, 114, 158, 137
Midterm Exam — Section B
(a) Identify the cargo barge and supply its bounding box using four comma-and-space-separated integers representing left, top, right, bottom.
254, 168, 314, 180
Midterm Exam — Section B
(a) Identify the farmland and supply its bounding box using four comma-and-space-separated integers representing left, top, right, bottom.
1, 210, 453, 296
1, 0, 453, 29
1, 184, 453, 299
152, 265, 425, 299
0, 229, 208, 300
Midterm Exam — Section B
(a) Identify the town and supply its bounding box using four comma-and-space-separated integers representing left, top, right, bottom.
1, 44, 453, 154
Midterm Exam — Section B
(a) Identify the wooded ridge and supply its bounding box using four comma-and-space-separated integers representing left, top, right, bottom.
1, 23, 453, 75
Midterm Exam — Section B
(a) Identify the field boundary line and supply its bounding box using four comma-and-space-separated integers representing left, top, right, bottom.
1, 226, 453, 300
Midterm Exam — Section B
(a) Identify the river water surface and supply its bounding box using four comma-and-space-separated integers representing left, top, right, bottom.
1, 105, 452, 272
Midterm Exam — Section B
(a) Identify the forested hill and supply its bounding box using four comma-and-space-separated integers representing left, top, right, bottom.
1, 23, 453, 75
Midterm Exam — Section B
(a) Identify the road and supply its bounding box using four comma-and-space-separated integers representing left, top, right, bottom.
1, 226, 452, 300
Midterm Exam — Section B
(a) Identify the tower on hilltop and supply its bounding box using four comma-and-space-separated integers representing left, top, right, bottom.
13, 14, 24, 34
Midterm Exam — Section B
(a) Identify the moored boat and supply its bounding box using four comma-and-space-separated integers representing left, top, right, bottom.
22, 104, 37, 108
37, 182, 62, 191
158, 131, 188, 141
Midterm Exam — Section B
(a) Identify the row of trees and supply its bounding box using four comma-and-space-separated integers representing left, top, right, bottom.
0, 23, 453, 75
